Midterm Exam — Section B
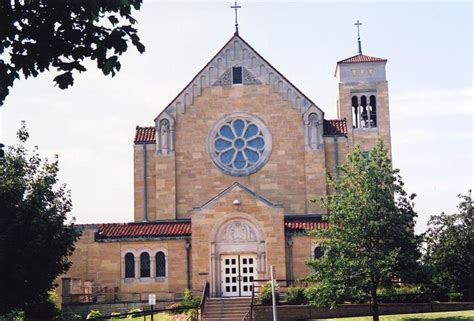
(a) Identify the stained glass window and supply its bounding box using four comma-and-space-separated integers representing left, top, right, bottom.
140, 253, 150, 278
210, 113, 271, 176
156, 252, 166, 277
125, 253, 135, 278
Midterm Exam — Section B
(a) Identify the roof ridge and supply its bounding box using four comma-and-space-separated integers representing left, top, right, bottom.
337, 53, 387, 64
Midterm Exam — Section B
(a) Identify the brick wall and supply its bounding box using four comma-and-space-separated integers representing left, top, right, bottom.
254, 302, 474, 321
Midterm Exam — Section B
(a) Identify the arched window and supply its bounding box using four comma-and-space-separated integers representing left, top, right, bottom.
360, 95, 369, 127
313, 247, 324, 259
352, 96, 359, 128
369, 95, 377, 127
125, 253, 135, 278
156, 251, 166, 277
352, 93, 377, 129
140, 253, 150, 278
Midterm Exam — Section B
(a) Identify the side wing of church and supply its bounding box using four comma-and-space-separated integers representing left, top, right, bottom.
60, 33, 391, 301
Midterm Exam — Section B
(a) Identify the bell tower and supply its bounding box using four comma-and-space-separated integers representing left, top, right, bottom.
335, 22, 391, 153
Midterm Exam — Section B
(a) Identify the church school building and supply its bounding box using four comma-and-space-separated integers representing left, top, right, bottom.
59, 31, 391, 301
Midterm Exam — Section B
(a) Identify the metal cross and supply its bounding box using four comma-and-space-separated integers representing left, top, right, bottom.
231, 1, 242, 35
354, 20, 363, 38
354, 20, 363, 55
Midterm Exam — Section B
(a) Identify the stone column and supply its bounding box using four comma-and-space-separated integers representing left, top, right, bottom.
150, 254, 156, 278
134, 256, 140, 279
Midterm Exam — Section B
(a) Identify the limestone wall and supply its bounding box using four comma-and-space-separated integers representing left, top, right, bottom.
191, 185, 286, 295
57, 227, 189, 304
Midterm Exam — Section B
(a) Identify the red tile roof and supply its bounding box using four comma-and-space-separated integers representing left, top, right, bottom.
96, 221, 191, 240
136, 120, 346, 142
134, 126, 156, 144
285, 216, 329, 234
95, 216, 327, 240
337, 54, 386, 64
323, 119, 347, 136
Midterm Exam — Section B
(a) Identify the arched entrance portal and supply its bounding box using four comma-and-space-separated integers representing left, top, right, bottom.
209, 214, 266, 297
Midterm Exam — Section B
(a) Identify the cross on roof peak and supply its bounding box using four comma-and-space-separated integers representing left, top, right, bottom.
354, 20, 363, 55
231, 1, 242, 35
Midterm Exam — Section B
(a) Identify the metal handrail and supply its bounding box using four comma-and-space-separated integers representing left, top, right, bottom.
199, 281, 210, 321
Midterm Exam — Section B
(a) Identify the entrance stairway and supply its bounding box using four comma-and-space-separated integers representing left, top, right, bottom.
202, 297, 251, 321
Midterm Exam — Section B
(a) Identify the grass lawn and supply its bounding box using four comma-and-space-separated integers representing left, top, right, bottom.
309, 310, 474, 321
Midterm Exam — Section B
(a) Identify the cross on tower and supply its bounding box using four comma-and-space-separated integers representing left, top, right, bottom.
354, 20, 363, 55
231, 1, 242, 35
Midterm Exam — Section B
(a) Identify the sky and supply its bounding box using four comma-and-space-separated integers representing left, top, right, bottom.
0, 1, 472, 234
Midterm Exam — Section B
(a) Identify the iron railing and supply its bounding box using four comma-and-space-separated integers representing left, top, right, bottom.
63, 290, 182, 305
199, 281, 210, 321
88, 306, 199, 320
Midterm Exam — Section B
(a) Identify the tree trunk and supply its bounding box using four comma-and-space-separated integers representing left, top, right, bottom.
371, 286, 380, 321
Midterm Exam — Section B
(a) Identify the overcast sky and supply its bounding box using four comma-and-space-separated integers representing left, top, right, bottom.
1, 1, 472, 234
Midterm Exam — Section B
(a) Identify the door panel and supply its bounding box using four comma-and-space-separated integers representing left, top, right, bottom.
239, 255, 256, 296
221, 254, 257, 297
221, 255, 239, 297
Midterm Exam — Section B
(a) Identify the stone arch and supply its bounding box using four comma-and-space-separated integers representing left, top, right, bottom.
209, 213, 266, 297
155, 111, 176, 155
303, 105, 324, 150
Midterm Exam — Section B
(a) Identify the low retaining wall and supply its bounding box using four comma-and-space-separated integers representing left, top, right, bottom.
62, 300, 179, 318
253, 302, 474, 321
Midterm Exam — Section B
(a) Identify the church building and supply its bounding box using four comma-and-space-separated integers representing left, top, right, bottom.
59, 21, 391, 302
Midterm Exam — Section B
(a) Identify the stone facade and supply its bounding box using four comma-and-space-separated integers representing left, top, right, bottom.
59, 33, 392, 304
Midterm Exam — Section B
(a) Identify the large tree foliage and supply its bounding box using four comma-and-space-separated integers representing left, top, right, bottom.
306, 139, 421, 321
0, 0, 145, 106
0, 123, 81, 316
424, 191, 474, 301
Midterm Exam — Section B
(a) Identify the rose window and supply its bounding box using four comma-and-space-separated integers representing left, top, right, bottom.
208, 113, 272, 176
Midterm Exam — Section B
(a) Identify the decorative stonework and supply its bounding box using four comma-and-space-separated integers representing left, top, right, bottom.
213, 69, 232, 86
154, 34, 323, 120
303, 106, 323, 150
218, 221, 258, 243
242, 67, 262, 85
208, 112, 272, 176
155, 111, 175, 155
212, 67, 262, 86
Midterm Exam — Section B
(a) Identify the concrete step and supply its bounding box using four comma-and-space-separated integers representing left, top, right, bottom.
207, 298, 251, 303
205, 309, 249, 313
205, 304, 250, 309
202, 316, 243, 321
203, 297, 251, 321
204, 308, 249, 314
203, 312, 246, 319
204, 308, 249, 313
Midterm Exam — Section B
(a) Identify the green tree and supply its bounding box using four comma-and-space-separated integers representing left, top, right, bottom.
0, 123, 81, 317
424, 191, 474, 301
306, 139, 421, 321
0, 0, 145, 106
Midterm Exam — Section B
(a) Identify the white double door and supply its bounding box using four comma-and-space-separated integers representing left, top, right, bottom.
221, 254, 257, 297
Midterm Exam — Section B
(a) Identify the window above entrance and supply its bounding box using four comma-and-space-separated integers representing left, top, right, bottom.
208, 112, 272, 176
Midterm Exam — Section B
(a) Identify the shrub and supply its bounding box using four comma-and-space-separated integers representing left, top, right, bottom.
24, 298, 59, 321
69, 314, 82, 321
86, 310, 102, 320
258, 281, 279, 305
378, 285, 426, 303
448, 292, 463, 302
285, 287, 306, 304
1, 310, 25, 321
110, 311, 126, 320
126, 308, 142, 319
181, 289, 201, 308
